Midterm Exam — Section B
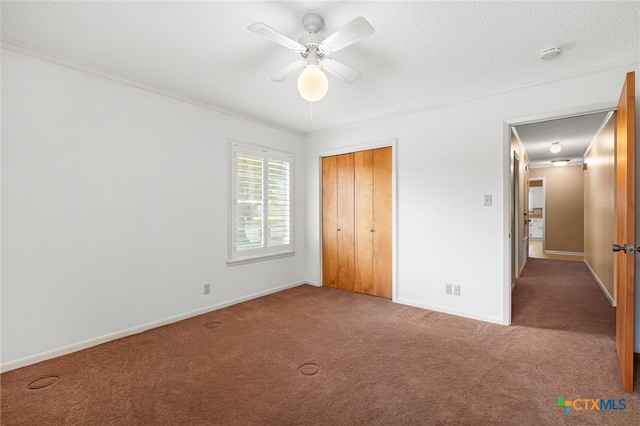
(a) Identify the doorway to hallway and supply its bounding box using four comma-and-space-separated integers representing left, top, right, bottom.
507, 71, 636, 392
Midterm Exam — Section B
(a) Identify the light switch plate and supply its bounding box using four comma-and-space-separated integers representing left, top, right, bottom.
484, 194, 492, 206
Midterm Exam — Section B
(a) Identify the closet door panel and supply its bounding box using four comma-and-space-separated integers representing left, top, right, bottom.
337, 153, 356, 291
372, 147, 393, 299
321, 156, 339, 288
354, 150, 374, 294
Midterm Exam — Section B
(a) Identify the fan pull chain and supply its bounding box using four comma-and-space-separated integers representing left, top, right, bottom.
309, 101, 313, 124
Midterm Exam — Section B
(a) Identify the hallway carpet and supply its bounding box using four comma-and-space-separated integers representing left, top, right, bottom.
2, 258, 639, 425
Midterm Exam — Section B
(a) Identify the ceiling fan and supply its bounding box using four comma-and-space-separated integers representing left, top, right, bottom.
248, 13, 375, 101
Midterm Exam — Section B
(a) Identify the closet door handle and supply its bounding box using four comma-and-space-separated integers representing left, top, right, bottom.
337, 228, 341, 231
370, 229, 375, 232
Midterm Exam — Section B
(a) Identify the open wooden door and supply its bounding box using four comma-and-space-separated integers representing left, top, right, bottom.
614, 71, 636, 393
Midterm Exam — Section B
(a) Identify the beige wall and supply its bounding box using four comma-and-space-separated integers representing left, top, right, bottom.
530, 165, 584, 253
584, 113, 616, 299
511, 129, 529, 278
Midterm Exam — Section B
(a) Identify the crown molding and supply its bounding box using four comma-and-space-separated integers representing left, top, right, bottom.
3, 40, 637, 139
305, 56, 640, 137
1, 40, 303, 137
583, 110, 615, 158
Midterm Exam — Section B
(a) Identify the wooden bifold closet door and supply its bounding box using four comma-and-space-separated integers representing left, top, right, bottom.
322, 147, 392, 299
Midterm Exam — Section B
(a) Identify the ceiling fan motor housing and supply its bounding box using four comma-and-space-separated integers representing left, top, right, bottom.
299, 14, 325, 57
298, 34, 325, 58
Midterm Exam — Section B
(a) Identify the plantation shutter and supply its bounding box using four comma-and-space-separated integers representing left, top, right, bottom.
268, 157, 291, 247
236, 152, 264, 251
231, 142, 294, 262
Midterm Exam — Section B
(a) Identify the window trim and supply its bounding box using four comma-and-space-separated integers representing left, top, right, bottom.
228, 139, 295, 265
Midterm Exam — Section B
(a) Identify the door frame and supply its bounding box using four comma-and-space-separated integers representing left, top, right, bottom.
528, 177, 546, 253
317, 138, 398, 301
510, 130, 531, 283
502, 103, 617, 325
513, 151, 520, 280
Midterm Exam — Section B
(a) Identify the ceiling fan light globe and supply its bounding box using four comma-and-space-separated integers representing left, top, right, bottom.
298, 66, 328, 102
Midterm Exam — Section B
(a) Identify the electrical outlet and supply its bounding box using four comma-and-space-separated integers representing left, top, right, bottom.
453, 285, 461, 296
445, 284, 452, 295
204, 283, 210, 295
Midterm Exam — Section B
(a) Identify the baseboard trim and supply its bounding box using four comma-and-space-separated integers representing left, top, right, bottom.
1, 280, 307, 373
581, 262, 638, 355
583, 259, 615, 307
396, 298, 505, 325
545, 250, 584, 256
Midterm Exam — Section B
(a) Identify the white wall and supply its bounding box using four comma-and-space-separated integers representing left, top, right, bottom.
3, 48, 640, 370
304, 64, 640, 332
1, 49, 306, 368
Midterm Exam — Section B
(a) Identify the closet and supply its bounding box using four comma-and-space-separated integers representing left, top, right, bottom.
322, 147, 392, 299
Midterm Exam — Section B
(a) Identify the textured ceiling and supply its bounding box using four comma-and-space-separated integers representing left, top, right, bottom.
1, 1, 639, 134
514, 112, 610, 168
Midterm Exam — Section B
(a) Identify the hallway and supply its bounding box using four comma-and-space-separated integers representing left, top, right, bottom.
528, 238, 583, 262
512, 258, 640, 394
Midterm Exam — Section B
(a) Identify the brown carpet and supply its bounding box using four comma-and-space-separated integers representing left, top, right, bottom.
2, 258, 640, 425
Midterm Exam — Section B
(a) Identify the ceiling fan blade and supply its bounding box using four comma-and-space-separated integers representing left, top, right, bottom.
268, 59, 307, 82
248, 22, 307, 53
318, 16, 374, 53
320, 58, 362, 84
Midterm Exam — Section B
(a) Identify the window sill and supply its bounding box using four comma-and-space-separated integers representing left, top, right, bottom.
227, 250, 296, 266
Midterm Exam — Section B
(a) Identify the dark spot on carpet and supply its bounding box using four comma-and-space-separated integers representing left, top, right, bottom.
299, 363, 320, 376
205, 321, 221, 329
27, 376, 59, 390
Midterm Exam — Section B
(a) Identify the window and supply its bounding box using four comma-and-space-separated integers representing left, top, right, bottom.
229, 141, 294, 263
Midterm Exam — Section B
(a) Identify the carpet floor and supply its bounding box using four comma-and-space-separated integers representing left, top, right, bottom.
2, 258, 639, 425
